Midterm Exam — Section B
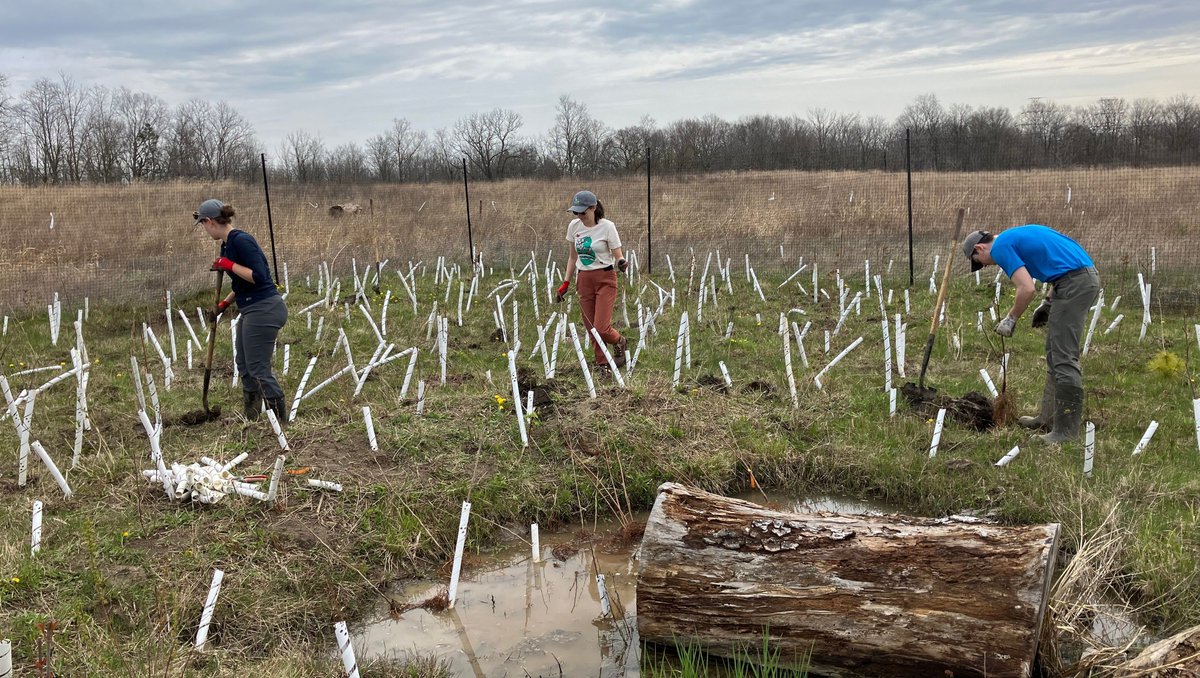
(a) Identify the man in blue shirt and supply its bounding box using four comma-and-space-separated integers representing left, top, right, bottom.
962, 225, 1099, 444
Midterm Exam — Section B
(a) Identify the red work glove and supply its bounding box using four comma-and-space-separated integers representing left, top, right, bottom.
555, 280, 570, 302
209, 299, 231, 322
211, 257, 235, 272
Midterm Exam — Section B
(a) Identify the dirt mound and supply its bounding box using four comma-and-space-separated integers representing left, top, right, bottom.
900, 384, 994, 431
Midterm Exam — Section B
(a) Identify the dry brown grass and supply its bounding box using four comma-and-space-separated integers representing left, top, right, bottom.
1, 166, 1197, 310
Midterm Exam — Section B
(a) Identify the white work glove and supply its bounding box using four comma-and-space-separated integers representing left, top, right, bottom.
994, 316, 1017, 337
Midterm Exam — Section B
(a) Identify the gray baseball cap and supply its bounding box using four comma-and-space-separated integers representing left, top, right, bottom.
961, 230, 991, 272
193, 198, 225, 225
567, 190, 597, 214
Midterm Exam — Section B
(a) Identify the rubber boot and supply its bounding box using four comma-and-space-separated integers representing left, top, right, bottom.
1017, 374, 1054, 431
1038, 384, 1085, 445
265, 397, 287, 425
243, 390, 263, 421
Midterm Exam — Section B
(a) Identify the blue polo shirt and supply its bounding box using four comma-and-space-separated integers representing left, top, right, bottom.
221, 230, 278, 306
990, 225, 1092, 283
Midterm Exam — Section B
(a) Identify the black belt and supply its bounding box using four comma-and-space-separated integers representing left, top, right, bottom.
1048, 266, 1095, 284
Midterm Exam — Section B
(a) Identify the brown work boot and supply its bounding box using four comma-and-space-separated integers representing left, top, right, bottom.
612, 335, 628, 368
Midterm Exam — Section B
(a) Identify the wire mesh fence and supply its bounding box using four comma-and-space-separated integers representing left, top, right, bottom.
0, 144, 1196, 314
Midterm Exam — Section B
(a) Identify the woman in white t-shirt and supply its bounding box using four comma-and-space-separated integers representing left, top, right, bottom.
555, 190, 628, 370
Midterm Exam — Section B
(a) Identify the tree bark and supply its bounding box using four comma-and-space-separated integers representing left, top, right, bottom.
636, 483, 1060, 678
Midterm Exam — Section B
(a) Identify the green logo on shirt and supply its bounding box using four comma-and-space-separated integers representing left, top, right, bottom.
577, 236, 596, 266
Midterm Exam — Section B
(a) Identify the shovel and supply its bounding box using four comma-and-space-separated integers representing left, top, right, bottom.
905, 207, 965, 402
202, 268, 224, 417
178, 265, 226, 426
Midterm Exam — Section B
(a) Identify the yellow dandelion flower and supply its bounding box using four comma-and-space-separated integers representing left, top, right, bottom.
122, 531, 130, 538
10, 577, 19, 583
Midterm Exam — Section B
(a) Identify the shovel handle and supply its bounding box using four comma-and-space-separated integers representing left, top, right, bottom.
917, 208, 966, 388
202, 267, 224, 414
927, 208, 966, 337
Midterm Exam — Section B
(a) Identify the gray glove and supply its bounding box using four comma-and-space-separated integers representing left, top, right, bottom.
1031, 299, 1051, 328
995, 316, 1017, 337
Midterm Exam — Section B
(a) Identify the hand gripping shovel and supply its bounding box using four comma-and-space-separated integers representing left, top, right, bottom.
904, 208, 965, 403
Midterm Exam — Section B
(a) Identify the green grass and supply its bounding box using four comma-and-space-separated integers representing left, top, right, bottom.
0, 260, 1197, 675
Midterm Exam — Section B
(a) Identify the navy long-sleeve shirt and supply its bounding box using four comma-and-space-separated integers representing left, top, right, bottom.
221, 229, 278, 306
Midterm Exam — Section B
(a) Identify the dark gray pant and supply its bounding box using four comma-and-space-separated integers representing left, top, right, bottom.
1046, 267, 1100, 389
236, 294, 288, 399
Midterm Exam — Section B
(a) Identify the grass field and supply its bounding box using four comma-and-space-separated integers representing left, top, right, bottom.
1, 165, 1197, 309
0, 242, 1197, 675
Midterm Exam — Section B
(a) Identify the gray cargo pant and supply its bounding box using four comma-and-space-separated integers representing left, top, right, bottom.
236, 294, 288, 399
1045, 267, 1100, 389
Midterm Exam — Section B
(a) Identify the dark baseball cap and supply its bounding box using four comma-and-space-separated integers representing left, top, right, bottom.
193, 198, 224, 225
961, 230, 991, 272
567, 190, 597, 214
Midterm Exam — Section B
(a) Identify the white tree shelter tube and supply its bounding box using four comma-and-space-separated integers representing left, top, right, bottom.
31, 499, 43, 555
448, 501, 472, 608
333, 620, 361, 678
928, 408, 947, 458
194, 568, 225, 650
31, 441, 72, 498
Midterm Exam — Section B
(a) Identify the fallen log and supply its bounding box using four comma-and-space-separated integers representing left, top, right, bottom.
1118, 624, 1200, 676
636, 483, 1060, 678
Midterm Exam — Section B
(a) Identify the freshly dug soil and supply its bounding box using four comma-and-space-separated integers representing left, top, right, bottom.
900, 384, 994, 431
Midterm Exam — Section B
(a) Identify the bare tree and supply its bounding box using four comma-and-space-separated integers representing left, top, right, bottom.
549, 95, 609, 175
898, 94, 945, 169
966, 106, 1016, 169
667, 114, 729, 172
0, 73, 13, 182
56, 73, 89, 182
115, 87, 168, 180
365, 133, 396, 181
1020, 98, 1067, 166
326, 142, 368, 183
280, 129, 325, 182
807, 108, 836, 168
454, 108, 523, 180
427, 127, 459, 181
197, 100, 255, 181
1162, 94, 1200, 164
390, 118, 426, 182
18, 78, 67, 182
82, 86, 124, 182
612, 115, 656, 171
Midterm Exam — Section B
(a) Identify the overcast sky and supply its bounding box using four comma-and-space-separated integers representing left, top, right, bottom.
2, 1, 1198, 150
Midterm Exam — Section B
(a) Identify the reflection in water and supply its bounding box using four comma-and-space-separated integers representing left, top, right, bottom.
353, 494, 897, 676
355, 536, 641, 677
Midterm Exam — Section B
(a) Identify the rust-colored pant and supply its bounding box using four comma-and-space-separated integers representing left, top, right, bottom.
577, 268, 622, 364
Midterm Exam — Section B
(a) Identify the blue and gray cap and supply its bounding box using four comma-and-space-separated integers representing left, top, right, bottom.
193, 198, 225, 225
567, 190, 597, 214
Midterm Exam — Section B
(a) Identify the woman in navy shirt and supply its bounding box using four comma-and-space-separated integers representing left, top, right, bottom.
195, 199, 289, 422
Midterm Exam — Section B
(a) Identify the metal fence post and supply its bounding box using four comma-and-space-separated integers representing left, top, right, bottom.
461, 158, 474, 261
906, 128, 914, 287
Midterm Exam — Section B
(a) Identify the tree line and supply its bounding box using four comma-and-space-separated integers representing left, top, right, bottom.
1, 73, 1198, 186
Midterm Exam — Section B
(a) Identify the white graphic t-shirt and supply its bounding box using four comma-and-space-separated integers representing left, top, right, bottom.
566, 218, 622, 271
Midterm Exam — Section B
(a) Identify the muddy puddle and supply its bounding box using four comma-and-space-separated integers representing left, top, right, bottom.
353, 492, 898, 676
355, 532, 640, 677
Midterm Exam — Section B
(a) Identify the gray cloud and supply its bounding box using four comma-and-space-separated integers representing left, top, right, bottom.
1, 0, 1197, 148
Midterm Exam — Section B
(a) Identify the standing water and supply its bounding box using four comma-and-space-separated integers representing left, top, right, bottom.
353, 494, 897, 676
